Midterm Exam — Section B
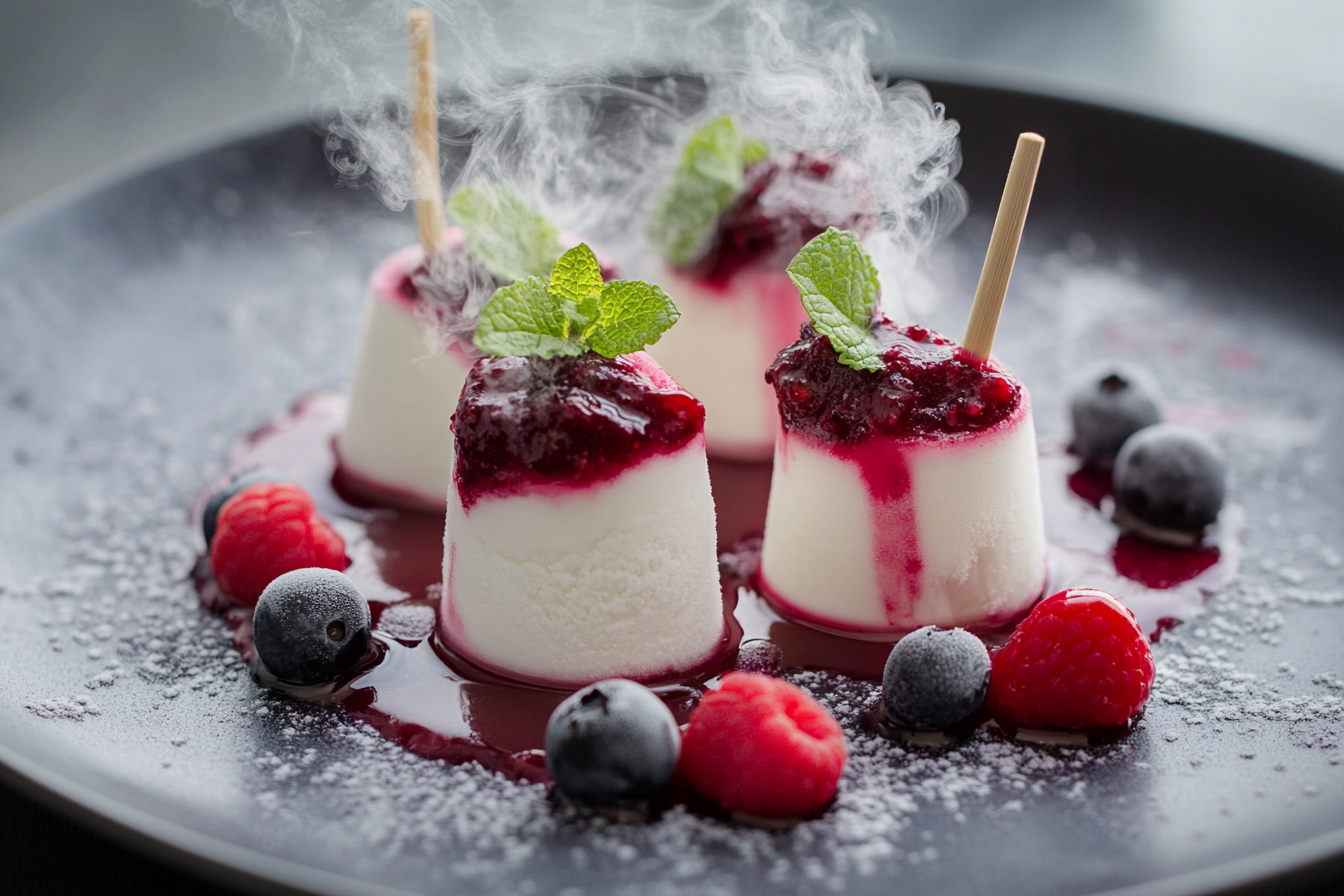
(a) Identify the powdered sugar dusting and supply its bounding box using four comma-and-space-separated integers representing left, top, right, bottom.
5, 136, 1344, 893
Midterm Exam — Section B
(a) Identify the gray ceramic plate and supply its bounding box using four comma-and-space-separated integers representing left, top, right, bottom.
3, 75, 1344, 896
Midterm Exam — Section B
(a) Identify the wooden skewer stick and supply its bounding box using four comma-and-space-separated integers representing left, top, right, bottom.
962, 132, 1045, 360
408, 8, 445, 254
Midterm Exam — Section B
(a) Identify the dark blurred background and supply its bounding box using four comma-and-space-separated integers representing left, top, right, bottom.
1, 0, 1343, 218
1, 1, 1342, 894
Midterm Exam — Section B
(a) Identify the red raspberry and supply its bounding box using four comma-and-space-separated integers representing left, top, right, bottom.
988, 587, 1155, 730
678, 673, 846, 817
210, 483, 347, 606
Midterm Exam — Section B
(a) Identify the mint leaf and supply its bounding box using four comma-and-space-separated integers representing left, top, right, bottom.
743, 138, 769, 165
787, 227, 882, 372
648, 117, 767, 266
448, 185, 564, 282
547, 243, 603, 333
587, 281, 680, 358
472, 275, 584, 359
473, 242, 682, 359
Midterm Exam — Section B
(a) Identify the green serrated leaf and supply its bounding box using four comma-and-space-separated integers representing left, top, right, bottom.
587, 280, 681, 358
647, 117, 768, 266
547, 243, 603, 334
786, 227, 883, 372
742, 138, 769, 165
472, 276, 584, 359
448, 185, 565, 282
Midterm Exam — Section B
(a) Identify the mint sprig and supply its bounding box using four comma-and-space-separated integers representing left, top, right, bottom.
648, 117, 769, 266
787, 227, 883, 372
448, 185, 565, 282
548, 242, 604, 332
472, 243, 680, 359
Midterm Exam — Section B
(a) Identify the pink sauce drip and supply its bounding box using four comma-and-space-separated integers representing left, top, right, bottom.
199, 396, 1239, 779
839, 437, 922, 625
820, 433, 923, 625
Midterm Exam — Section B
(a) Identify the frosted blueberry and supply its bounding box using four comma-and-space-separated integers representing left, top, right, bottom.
883, 626, 990, 728
545, 679, 680, 807
1113, 424, 1225, 537
252, 568, 371, 685
203, 468, 288, 550
1069, 365, 1161, 467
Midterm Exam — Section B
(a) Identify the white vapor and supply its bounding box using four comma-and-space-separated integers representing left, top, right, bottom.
204, 0, 967, 318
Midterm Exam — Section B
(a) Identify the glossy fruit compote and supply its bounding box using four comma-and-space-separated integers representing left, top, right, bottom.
648, 151, 876, 459
759, 320, 1048, 635
440, 351, 730, 688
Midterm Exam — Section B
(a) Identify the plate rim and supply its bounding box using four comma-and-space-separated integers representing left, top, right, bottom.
2, 73, 1343, 896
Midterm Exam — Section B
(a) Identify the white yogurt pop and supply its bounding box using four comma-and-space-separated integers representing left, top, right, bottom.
439, 351, 727, 687
759, 321, 1047, 635
646, 139, 874, 460
645, 261, 808, 459
335, 230, 484, 511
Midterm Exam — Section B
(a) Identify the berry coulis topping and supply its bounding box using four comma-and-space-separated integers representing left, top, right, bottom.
766, 320, 1020, 443
681, 151, 875, 284
452, 352, 705, 509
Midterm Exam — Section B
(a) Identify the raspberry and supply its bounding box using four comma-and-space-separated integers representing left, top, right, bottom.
988, 588, 1155, 731
678, 673, 845, 817
210, 483, 347, 606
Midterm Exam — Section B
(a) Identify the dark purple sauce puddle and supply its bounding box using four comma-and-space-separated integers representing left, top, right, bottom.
195, 394, 1238, 783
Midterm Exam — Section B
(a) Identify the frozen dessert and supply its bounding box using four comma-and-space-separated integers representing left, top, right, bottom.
758, 228, 1047, 634
646, 118, 874, 459
438, 244, 726, 685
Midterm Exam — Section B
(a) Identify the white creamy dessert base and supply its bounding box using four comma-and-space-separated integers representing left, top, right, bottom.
760, 399, 1047, 634
337, 240, 474, 510
440, 439, 727, 686
646, 261, 808, 460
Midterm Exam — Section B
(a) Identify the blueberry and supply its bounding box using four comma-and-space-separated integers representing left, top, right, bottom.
203, 468, 288, 550
545, 679, 680, 807
1113, 424, 1225, 537
1069, 365, 1162, 467
882, 626, 989, 729
252, 569, 371, 685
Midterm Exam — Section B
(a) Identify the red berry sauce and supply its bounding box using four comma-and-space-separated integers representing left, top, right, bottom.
194, 386, 1239, 781
681, 151, 876, 285
452, 351, 705, 510
766, 320, 1021, 444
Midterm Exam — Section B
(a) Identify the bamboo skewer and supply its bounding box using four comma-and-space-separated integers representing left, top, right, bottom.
408, 8, 445, 254
962, 132, 1045, 360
